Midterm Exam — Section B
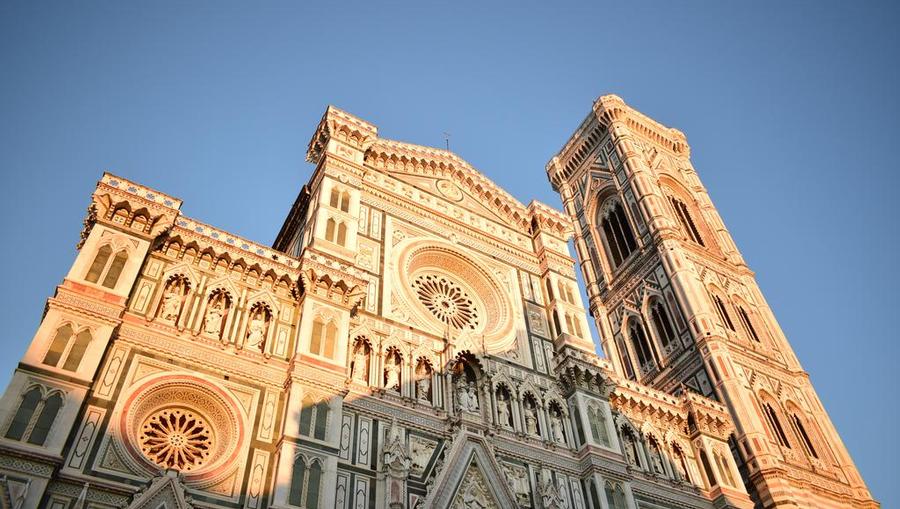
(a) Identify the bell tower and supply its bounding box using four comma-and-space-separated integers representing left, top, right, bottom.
547, 95, 877, 508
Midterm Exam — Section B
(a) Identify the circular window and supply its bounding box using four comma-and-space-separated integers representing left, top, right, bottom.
139, 408, 213, 472
119, 375, 245, 481
394, 240, 515, 352
412, 273, 481, 331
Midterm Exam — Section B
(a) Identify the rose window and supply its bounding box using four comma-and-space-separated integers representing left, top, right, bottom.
412, 274, 481, 331
138, 408, 213, 472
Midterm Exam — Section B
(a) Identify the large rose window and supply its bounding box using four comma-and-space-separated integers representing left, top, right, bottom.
139, 408, 213, 472
118, 375, 245, 481
394, 240, 515, 352
412, 273, 481, 331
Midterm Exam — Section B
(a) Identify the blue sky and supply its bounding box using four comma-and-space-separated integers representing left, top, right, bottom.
1, 1, 897, 504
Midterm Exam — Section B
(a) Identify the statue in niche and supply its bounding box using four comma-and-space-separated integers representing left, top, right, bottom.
524, 399, 539, 436
551, 411, 566, 445
160, 285, 183, 322
622, 431, 639, 467
351, 343, 369, 382
245, 307, 268, 350
465, 383, 479, 411
415, 365, 431, 403
456, 382, 471, 413
204, 299, 225, 337
649, 439, 665, 475
497, 392, 512, 428
384, 353, 401, 392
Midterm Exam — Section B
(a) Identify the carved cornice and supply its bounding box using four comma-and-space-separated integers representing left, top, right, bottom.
306, 106, 378, 164
92, 172, 181, 237
298, 249, 368, 308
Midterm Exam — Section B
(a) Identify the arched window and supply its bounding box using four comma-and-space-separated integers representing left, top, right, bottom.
650, 301, 677, 350
289, 456, 307, 506
43, 326, 91, 372
605, 482, 627, 509
309, 317, 337, 359
85, 246, 111, 283
790, 413, 818, 459
5, 387, 41, 441
587, 404, 610, 446
699, 448, 717, 488
336, 222, 347, 245
5, 387, 62, 446
324, 218, 336, 243
28, 393, 62, 446
299, 396, 329, 441
43, 324, 73, 367
714, 451, 736, 487
61, 330, 91, 372
85, 245, 128, 289
289, 456, 321, 508
710, 293, 736, 331
736, 305, 760, 342
329, 188, 351, 213
616, 337, 635, 380
669, 196, 705, 246
628, 320, 656, 371
762, 402, 791, 448
599, 200, 637, 268
102, 251, 128, 289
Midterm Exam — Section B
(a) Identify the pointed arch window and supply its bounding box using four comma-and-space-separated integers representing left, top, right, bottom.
588, 404, 610, 446
650, 301, 677, 350
791, 413, 818, 459
43, 325, 91, 372
289, 456, 323, 508
599, 201, 637, 268
736, 305, 760, 342
85, 245, 130, 289
711, 293, 736, 331
329, 188, 350, 213
616, 337, 635, 381
298, 396, 329, 441
309, 317, 337, 359
669, 196, 705, 246
5, 387, 63, 446
628, 320, 656, 371
763, 402, 791, 448
714, 451, 736, 487
605, 482, 628, 509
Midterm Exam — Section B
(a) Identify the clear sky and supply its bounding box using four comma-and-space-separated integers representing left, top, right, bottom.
1, 1, 897, 504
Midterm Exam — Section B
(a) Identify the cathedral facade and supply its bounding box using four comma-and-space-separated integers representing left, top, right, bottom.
0, 96, 877, 509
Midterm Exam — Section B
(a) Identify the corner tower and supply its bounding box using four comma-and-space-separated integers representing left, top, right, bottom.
547, 95, 877, 508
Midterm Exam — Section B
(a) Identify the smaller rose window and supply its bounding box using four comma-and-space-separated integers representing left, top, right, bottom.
412, 274, 481, 331
139, 408, 213, 472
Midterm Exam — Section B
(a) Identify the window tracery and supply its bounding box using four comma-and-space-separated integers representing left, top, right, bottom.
299, 396, 329, 441
598, 199, 637, 268
289, 455, 323, 508
85, 244, 129, 289
309, 314, 337, 359
412, 273, 481, 332
43, 324, 92, 372
5, 385, 63, 446
138, 408, 212, 472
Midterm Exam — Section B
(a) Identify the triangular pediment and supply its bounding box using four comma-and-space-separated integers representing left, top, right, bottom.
127, 471, 193, 509
424, 432, 518, 509
365, 139, 532, 232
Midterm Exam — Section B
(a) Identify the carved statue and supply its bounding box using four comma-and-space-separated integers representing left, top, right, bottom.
465, 382, 479, 411
502, 463, 530, 505
384, 355, 401, 392
497, 394, 511, 427
623, 433, 638, 466
524, 401, 538, 436
650, 442, 665, 475
246, 312, 267, 349
551, 413, 566, 445
352, 345, 368, 382
455, 382, 470, 413
204, 300, 224, 336
416, 375, 431, 403
160, 287, 182, 322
